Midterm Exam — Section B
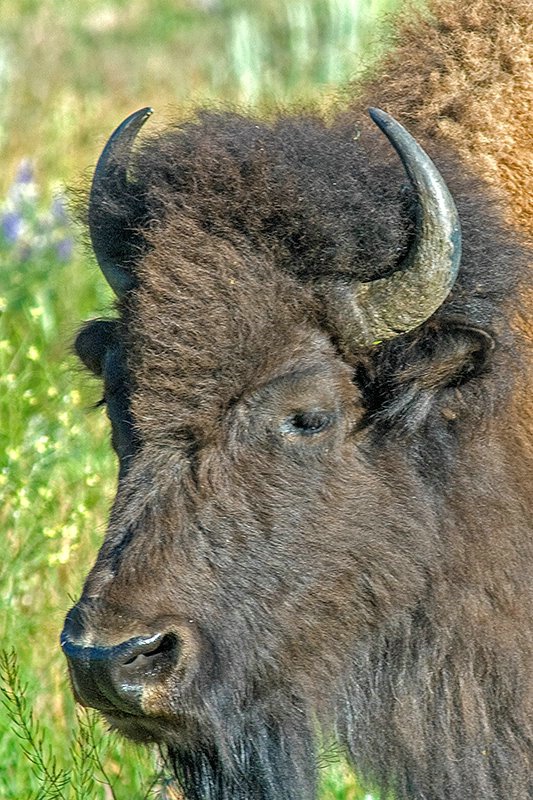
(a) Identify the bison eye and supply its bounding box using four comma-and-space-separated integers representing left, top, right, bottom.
281, 410, 334, 437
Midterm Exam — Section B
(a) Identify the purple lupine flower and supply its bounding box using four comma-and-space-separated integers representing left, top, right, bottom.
1, 158, 75, 263
56, 237, 74, 262
15, 159, 35, 186
1, 211, 24, 244
6, 159, 38, 208
51, 194, 69, 224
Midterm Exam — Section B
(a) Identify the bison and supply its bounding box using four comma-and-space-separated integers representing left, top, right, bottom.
61, 2, 532, 799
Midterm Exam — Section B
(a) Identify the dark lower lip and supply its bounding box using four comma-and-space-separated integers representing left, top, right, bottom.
68, 663, 143, 716
103, 709, 183, 745
69, 674, 181, 743
104, 712, 158, 742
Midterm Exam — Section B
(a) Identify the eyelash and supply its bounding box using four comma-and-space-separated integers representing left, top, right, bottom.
280, 410, 335, 437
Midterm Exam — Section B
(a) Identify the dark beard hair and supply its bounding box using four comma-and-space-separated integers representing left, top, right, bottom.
164, 704, 318, 800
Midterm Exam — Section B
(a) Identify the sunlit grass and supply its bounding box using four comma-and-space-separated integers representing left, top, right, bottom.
0, 0, 404, 796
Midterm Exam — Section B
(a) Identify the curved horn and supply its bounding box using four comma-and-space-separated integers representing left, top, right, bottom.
321, 108, 461, 349
88, 107, 153, 297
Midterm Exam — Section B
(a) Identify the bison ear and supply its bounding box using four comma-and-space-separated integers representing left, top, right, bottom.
74, 320, 118, 376
360, 322, 496, 427
397, 323, 496, 390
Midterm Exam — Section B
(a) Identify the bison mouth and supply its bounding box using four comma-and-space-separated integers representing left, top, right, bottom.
68, 673, 190, 746
102, 708, 186, 744
61, 623, 193, 744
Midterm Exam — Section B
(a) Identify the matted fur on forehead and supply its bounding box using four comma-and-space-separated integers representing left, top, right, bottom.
123, 214, 324, 446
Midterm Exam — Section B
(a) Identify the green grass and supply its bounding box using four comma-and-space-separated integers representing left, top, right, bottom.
0, 0, 403, 796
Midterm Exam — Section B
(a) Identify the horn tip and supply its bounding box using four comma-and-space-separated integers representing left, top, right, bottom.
367, 107, 394, 133
139, 106, 154, 120
124, 106, 154, 129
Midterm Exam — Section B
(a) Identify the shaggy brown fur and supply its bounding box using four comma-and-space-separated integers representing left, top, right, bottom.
64, 1, 533, 799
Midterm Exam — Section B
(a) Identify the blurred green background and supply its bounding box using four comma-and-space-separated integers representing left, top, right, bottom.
0, 1, 403, 797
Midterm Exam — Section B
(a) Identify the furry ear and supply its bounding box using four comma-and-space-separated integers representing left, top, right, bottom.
74, 319, 118, 376
393, 322, 496, 391
359, 321, 496, 429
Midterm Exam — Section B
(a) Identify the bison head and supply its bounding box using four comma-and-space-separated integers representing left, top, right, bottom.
61, 108, 493, 797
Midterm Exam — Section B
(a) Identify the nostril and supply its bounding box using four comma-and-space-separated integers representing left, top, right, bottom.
118, 633, 180, 679
122, 633, 177, 665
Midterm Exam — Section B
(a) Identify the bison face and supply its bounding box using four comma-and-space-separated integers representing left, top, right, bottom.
61, 109, 463, 790
63, 305, 436, 748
